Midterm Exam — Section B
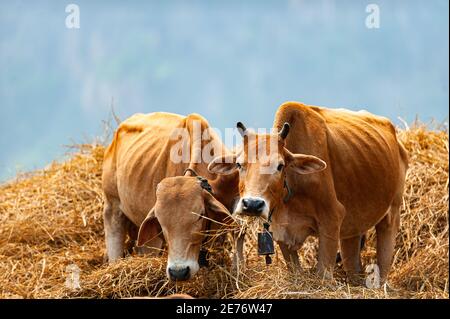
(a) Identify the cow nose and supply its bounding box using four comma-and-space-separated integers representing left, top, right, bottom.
241, 198, 265, 214
242, 198, 250, 210
168, 266, 190, 281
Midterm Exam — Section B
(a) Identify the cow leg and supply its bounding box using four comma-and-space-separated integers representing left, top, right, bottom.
316, 202, 344, 280
340, 235, 363, 285
103, 199, 127, 262
279, 243, 300, 271
317, 231, 339, 280
376, 205, 400, 284
232, 232, 245, 270
123, 221, 156, 256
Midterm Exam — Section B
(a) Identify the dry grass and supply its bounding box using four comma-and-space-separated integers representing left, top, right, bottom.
0, 123, 448, 299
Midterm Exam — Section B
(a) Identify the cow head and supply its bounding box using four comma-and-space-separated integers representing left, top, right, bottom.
208, 122, 327, 219
137, 176, 230, 281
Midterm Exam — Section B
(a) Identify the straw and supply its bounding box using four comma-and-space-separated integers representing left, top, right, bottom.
0, 122, 447, 299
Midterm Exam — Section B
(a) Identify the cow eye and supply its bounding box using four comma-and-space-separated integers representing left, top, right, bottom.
236, 163, 242, 169
277, 163, 284, 172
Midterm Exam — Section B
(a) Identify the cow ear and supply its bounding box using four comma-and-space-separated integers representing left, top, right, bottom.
137, 207, 162, 247
208, 154, 237, 175
285, 149, 327, 175
203, 190, 231, 217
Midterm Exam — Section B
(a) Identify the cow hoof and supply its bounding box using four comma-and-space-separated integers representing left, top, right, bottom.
317, 268, 334, 281
345, 273, 365, 286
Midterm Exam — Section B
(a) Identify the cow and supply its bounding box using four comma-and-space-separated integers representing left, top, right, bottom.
208, 101, 408, 284
102, 112, 242, 281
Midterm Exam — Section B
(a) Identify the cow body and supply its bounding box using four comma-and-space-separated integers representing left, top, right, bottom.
271, 103, 408, 238
102, 112, 240, 278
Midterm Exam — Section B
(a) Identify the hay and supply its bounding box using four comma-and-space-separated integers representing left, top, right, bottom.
0, 123, 448, 299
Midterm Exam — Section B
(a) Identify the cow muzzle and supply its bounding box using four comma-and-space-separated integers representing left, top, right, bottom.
235, 197, 269, 218
166, 259, 200, 281
168, 266, 190, 281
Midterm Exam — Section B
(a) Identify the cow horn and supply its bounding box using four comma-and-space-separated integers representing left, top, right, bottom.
236, 122, 247, 137
279, 122, 290, 139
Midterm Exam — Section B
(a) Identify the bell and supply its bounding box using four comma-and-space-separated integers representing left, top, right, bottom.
258, 222, 274, 264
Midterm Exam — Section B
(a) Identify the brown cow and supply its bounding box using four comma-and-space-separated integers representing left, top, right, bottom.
208, 101, 408, 283
102, 112, 241, 281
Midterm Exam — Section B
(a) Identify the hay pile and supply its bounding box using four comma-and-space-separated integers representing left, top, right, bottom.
0, 123, 448, 299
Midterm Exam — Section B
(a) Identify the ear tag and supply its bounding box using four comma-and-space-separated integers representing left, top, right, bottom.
258, 222, 274, 265
198, 249, 209, 267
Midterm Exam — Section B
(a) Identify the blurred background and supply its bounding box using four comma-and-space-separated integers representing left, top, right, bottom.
0, 0, 448, 181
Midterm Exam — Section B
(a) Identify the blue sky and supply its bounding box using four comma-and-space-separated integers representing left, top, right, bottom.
0, 0, 448, 181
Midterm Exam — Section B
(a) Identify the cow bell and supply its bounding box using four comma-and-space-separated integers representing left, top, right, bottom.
258, 222, 274, 265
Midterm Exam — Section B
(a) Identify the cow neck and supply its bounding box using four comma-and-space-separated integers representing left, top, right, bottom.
209, 171, 239, 212
267, 178, 292, 225
283, 179, 293, 204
